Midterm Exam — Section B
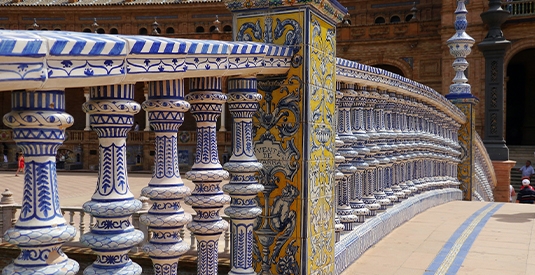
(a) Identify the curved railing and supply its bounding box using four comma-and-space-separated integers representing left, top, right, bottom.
0, 28, 490, 275
473, 134, 497, 201
333, 57, 466, 274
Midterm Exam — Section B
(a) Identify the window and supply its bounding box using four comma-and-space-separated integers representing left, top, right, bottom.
405, 14, 414, 22
223, 25, 232, 32
390, 16, 401, 23
166, 27, 175, 34
209, 26, 216, 32
83, 28, 91, 33
139, 27, 148, 35
196, 26, 205, 33
110, 28, 118, 34
375, 17, 385, 24
54, 28, 61, 31
96, 28, 105, 34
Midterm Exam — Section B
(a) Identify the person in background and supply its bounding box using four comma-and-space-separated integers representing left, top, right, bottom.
134, 121, 140, 131
519, 160, 535, 180
15, 153, 24, 177
516, 179, 535, 204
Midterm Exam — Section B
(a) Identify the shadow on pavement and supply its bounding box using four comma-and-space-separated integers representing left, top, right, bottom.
491, 212, 535, 223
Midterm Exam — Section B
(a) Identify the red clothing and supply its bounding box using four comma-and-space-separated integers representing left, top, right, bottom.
521, 185, 534, 191
18, 156, 24, 169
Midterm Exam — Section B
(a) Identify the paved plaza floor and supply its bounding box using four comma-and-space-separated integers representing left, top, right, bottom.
342, 201, 535, 275
2, 171, 535, 274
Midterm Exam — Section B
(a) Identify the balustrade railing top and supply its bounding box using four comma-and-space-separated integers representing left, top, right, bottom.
0, 30, 293, 91
336, 58, 466, 124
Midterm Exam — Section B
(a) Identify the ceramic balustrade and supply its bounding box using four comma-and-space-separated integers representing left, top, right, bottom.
81, 84, 144, 275
3, 89, 79, 275
222, 77, 264, 275
184, 77, 230, 275
140, 79, 192, 275
337, 82, 359, 230
350, 85, 370, 223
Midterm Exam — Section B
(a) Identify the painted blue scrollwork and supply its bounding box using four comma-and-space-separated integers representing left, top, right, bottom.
237, 17, 302, 54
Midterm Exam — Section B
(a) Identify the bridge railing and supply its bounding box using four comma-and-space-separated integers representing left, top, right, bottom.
473, 134, 497, 201
333, 57, 467, 274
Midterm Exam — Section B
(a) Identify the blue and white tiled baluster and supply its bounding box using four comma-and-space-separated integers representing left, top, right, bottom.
338, 82, 358, 231
222, 77, 264, 275
402, 96, 418, 195
350, 84, 369, 223
334, 84, 346, 237
378, 89, 396, 205
3, 90, 79, 275
368, 87, 389, 211
185, 77, 230, 275
394, 93, 411, 197
388, 91, 405, 201
140, 79, 192, 275
362, 87, 381, 216
81, 84, 144, 275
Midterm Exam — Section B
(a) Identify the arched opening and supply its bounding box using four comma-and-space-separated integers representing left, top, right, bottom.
405, 14, 414, 22
166, 27, 175, 34
97, 28, 105, 34
223, 25, 232, 32
83, 28, 91, 33
373, 64, 405, 77
41, 28, 48, 31
375, 17, 385, 24
110, 28, 118, 34
506, 48, 535, 145
54, 28, 61, 31
209, 26, 216, 32
390, 16, 401, 23
196, 26, 205, 33
139, 27, 148, 35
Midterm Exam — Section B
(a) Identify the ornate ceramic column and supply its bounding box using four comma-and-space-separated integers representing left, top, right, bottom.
81, 84, 144, 275
445, 0, 478, 200
185, 77, 230, 275
140, 79, 192, 275
362, 88, 381, 216
402, 96, 418, 195
338, 83, 358, 230
3, 90, 79, 275
351, 84, 370, 223
223, 77, 264, 275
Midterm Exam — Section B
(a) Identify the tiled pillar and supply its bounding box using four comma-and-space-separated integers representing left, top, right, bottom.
338, 83, 358, 231
223, 77, 264, 275
185, 77, 230, 275
362, 88, 381, 216
351, 85, 370, 223
81, 84, 144, 275
230, 2, 345, 272
140, 79, 192, 274
3, 90, 79, 275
